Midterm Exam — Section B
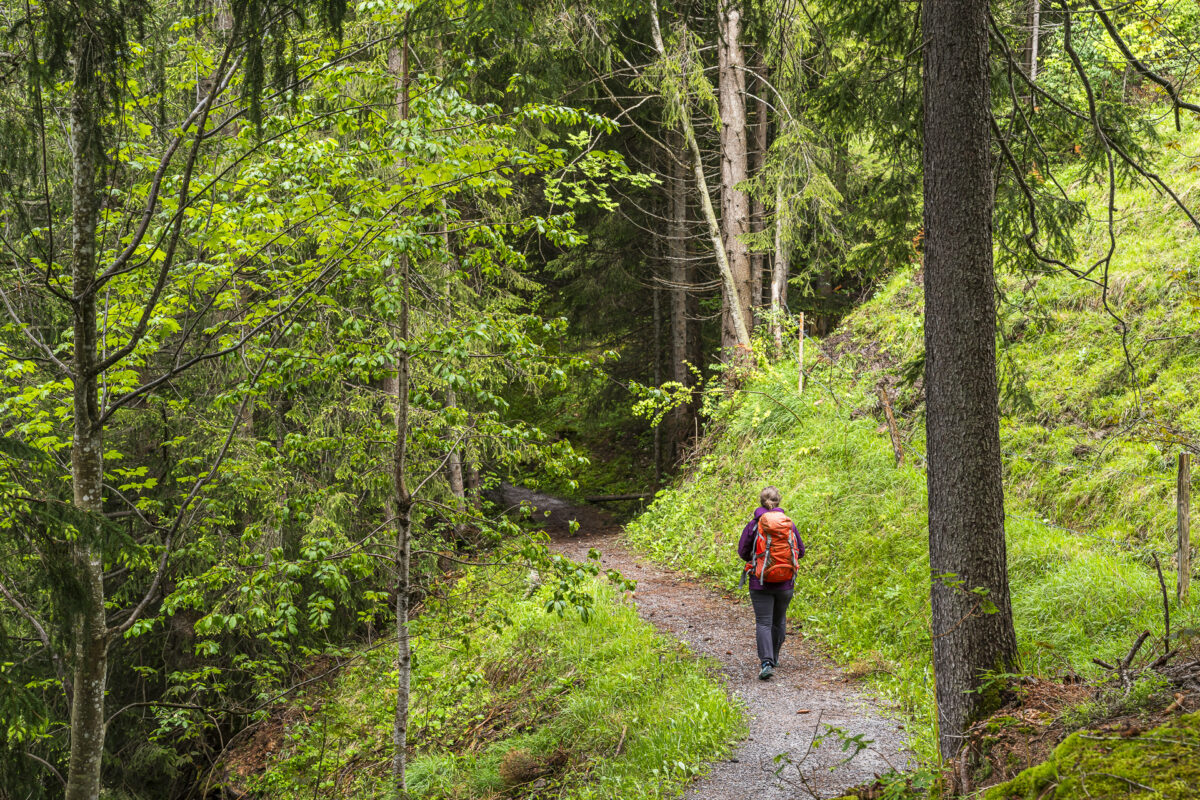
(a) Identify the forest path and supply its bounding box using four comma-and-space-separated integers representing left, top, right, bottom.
500, 485, 911, 799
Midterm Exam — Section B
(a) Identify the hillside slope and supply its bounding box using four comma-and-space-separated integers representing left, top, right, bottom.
627, 124, 1200, 761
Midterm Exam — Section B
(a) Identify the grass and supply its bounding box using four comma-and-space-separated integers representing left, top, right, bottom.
626, 122, 1200, 762
242, 568, 742, 799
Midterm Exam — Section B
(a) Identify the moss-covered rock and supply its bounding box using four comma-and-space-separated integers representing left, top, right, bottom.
984, 712, 1200, 799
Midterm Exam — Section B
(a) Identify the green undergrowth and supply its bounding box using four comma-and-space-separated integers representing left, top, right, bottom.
628, 123, 1200, 762
242, 568, 742, 799
983, 712, 1200, 799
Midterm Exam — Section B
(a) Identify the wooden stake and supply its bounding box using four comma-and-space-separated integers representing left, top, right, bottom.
1179, 452, 1191, 604
878, 386, 904, 466
798, 312, 805, 394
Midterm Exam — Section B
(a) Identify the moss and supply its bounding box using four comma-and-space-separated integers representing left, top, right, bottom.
983, 712, 1200, 799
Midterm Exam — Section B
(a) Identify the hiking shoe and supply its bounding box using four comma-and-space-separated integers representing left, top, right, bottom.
758, 662, 775, 680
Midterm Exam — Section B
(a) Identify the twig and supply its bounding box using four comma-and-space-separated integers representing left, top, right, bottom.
1152, 554, 1170, 656
1091, 772, 1156, 792
613, 724, 628, 757
1149, 649, 1178, 670
737, 389, 804, 423
1120, 630, 1151, 673
22, 752, 65, 787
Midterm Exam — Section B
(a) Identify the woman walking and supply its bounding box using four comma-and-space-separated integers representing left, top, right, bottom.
738, 486, 805, 680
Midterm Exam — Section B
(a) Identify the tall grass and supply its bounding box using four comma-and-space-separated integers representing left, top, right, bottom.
248, 571, 743, 799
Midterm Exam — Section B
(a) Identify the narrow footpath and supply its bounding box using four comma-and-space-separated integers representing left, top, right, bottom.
501, 486, 911, 799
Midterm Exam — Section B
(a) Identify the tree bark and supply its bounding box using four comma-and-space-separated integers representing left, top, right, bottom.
652, 282, 663, 481
65, 30, 111, 800
442, 218, 467, 529
717, 0, 753, 354
668, 135, 693, 463
648, 0, 750, 353
391, 275, 413, 798
770, 182, 789, 356
923, 0, 1019, 762
750, 52, 769, 310
445, 390, 466, 513
391, 33, 413, 800
1026, 0, 1041, 82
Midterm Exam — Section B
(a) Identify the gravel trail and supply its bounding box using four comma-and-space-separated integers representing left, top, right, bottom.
500, 485, 912, 799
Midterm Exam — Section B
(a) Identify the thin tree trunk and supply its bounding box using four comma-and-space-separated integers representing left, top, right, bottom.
391, 32, 413, 800
1028, 0, 1041, 81
770, 182, 789, 357
446, 388, 466, 512
442, 219, 467, 524
923, 0, 1019, 762
750, 52, 769, 309
648, 0, 750, 353
65, 31, 110, 800
391, 254, 413, 798
668, 135, 692, 463
717, 0, 753, 354
652, 283, 663, 482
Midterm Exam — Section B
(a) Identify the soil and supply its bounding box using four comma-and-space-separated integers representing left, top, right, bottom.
500, 485, 912, 799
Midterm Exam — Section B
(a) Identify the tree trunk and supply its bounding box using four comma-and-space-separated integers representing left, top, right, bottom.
446, 393, 466, 508
65, 32, 111, 800
668, 137, 693, 463
923, 0, 1019, 762
648, 1, 750, 353
750, 52, 769, 309
717, 0, 753, 354
443, 217, 467, 529
652, 283, 663, 481
392, 259, 413, 800
390, 33, 413, 800
770, 182, 789, 357
1026, 0, 1041, 82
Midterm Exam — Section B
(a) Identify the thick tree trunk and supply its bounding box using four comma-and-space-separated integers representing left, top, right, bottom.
65, 34, 110, 800
668, 139, 693, 463
717, 0, 753, 354
923, 0, 1019, 762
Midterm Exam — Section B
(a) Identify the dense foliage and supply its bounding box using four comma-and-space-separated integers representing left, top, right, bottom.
3, 0, 1200, 796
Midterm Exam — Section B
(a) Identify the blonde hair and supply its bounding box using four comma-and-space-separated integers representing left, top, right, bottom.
759, 486, 782, 509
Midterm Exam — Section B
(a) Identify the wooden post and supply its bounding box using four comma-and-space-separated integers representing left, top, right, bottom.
798, 312, 805, 394
879, 386, 904, 466
1179, 451, 1191, 604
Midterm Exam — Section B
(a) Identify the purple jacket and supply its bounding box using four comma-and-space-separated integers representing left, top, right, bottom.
738, 507, 805, 591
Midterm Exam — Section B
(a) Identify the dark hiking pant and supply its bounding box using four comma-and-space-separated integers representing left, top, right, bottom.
749, 585, 793, 666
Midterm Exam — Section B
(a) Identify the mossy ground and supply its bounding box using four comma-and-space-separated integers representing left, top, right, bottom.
230, 569, 742, 799
983, 712, 1200, 799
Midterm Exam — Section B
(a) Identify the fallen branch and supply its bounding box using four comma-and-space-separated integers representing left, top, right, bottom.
585, 493, 656, 502
1120, 630, 1151, 673
877, 386, 904, 466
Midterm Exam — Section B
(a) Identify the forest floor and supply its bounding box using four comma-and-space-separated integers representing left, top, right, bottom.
501, 485, 911, 799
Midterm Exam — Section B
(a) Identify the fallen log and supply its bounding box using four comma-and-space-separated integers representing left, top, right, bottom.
585, 493, 656, 503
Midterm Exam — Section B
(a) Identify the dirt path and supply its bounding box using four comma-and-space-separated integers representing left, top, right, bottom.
500, 486, 910, 799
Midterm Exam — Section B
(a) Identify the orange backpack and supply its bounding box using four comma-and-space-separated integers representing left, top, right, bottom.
745, 511, 800, 584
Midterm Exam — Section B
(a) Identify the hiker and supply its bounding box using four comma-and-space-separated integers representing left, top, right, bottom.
738, 486, 805, 680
